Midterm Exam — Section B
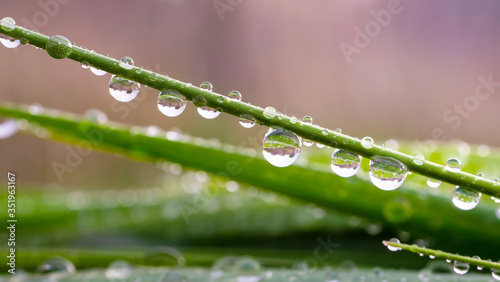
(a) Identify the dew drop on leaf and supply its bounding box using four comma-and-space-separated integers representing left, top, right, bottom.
427, 178, 441, 188
369, 156, 408, 191
263, 128, 301, 167
452, 186, 481, 210
361, 136, 374, 149
239, 114, 256, 128
200, 81, 213, 91
105, 260, 132, 279
452, 260, 470, 275
331, 149, 361, 178
109, 75, 140, 102
232, 257, 261, 282
263, 106, 276, 119
85, 109, 108, 124
119, 56, 134, 70
81, 61, 90, 69
316, 143, 325, 148
228, 90, 242, 101
90, 67, 107, 76
36, 257, 76, 275
0, 17, 16, 32
412, 155, 425, 166
157, 90, 186, 117
492, 267, 500, 281
198, 107, 220, 119
445, 158, 461, 172
0, 37, 20, 48
46, 35, 72, 59
383, 238, 401, 252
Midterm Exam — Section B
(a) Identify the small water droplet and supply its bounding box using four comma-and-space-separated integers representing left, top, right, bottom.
452, 186, 481, 210
334, 128, 342, 133
316, 143, 325, 148
198, 106, 221, 119
331, 149, 361, 178
158, 90, 186, 117
28, 104, 43, 115
239, 114, 256, 128
446, 259, 451, 263
412, 155, 425, 165
263, 106, 277, 119
427, 178, 441, 188
429, 255, 435, 259
453, 261, 470, 275
369, 156, 408, 191
36, 257, 76, 275
303, 139, 314, 147
290, 116, 299, 124
0, 119, 17, 139
383, 238, 401, 252
109, 75, 140, 102
263, 128, 301, 167
143, 246, 186, 266
81, 61, 90, 69
85, 109, 108, 124
361, 137, 374, 149
445, 158, 461, 172
228, 90, 242, 101
0, 17, 16, 32
492, 266, 500, 281
302, 116, 313, 124
105, 260, 132, 279
0, 36, 20, 48
200, 81, 213, 91
472, 256, 483, 270
233, 257, 261, 282
46, 35, 72, 59
322, 130, 328, 136
119, 56, 134, 70
193, 95, 207, 107
19, 37, 28, 45
217, 96, 226, 103
90, 67, 107, 76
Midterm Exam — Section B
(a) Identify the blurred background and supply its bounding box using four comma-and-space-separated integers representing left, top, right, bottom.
1, 0, 500, 188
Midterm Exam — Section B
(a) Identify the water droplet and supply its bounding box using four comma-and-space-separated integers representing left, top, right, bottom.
36, 257, 76, 275
302, 115, 313, 124
200, 81, 213, 91
429, 255, 435, 259
158, 90, 186, 117
493, 196, 500, 204
198, 106, 221, 119
146, 126, 161, 137
453, 261, 470, 275
317, 143, 325, 148
427, 178, 441, 188
263, 106, 277, 119
383, 238, 401, 252
322, 130, 328, 136
233, 257, 261, 282
412, 155, 425, 165
81, 61, 90, 69
446, 259, 451, 263
90, 67, 107, 76
263, 128, 301, 167
239, 114, 256, 128
369, 156, 408, 191
0, 37, 20, 48
452, 186, 481, 210
119, 56, 134, 70
19, 37, 28, 45
193, 95, 207, 107
290, 116, 299, 124
28, 104, 43, 115
143, 246, 186, 266
85, 109, 108, 124
0, 119, 17, 139
228, 90, 242, 101
334, 128, 342, 133
445, 158, 461, 172
331, 149, 361, 178
303, 139, 314, 147
0, 17, 16, 31
493, 267, 500, 281
109, 75, 140, 102
46, 35, 72, 59
105, 260, 132, 279
476, 172, 485, 178
361, 137, 374, 149
471, 256, 483, 270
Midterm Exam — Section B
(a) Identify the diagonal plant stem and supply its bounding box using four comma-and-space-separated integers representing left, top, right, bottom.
383, 240, 500, 270
1, 22, 499, 198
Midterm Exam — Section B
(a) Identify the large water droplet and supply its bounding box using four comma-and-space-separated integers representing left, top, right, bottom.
0, 119, 18, 139
445, 158, 461, 172
330, 149, 361, 177
233, 257, 261, 282
36, 257, 76, 275
452, 261, 470, 275
158, 90, 186, 117
198, 106, 221, 119
228, 90, 242, 101
105, 260, 132, 279
85, 109, 108, 124
46, 35, 72, 59
361, 137, 374, 149
427, 178, 441, 188
452, 186, 481, 210
263, 106, 276, 119
119, 56, 134, 70
90, 67, 107, 76
369, 156, 408, 191
200, 81, 213, 91
263, 128, 301, 167
0, 17, 16, 32
109, 75, 140, 102
383, 238, 401, 251
239, 114, 256, 128
0, 37, 20, 48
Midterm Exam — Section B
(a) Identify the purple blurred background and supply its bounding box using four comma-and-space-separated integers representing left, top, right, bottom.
1, 0, 500, 187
